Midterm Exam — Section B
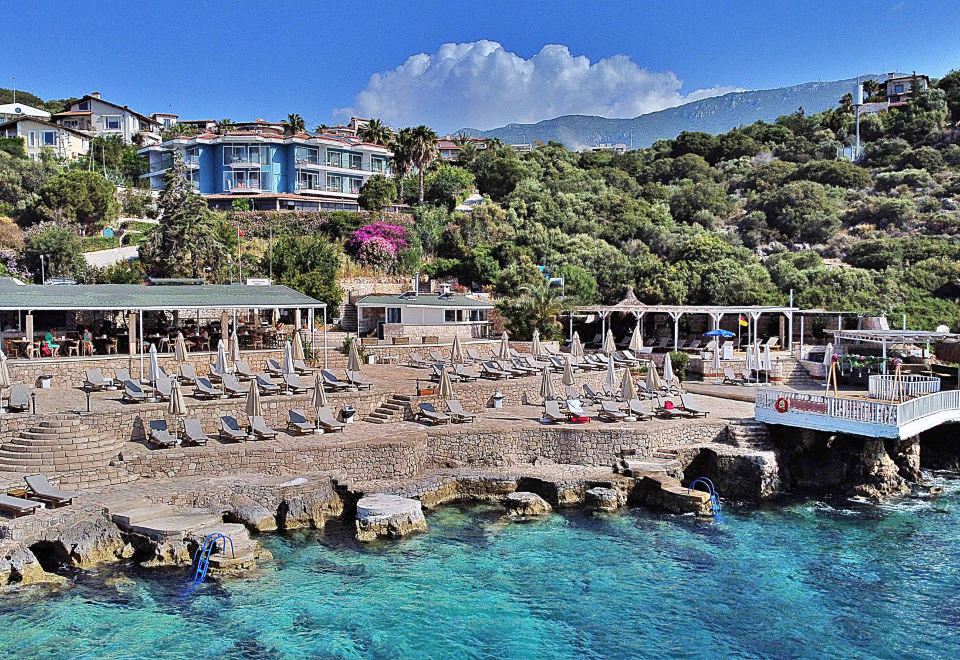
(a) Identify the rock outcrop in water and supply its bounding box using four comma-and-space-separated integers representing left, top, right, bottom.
503, 491, 553, 516
48, 515, 133, 568
0, 543, 65, 588
355, 494, 427, 541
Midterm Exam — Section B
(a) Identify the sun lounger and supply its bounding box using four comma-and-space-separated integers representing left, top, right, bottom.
444, 399, 476, 423
683, 340, 702, 353
636, 382, 658, 400
626, 398, 653, 421
293, 359, 315, 375
654, 396, 686, 419
249, 415, 277, 440
208, 364, 226, 382
148, 419, 178, 448
407, 352, 431, 368
598, 400, 627, 422
24, 474, 78, 507
255, 373, 281, 394
194, 377, 224, 399
283, 373, 310, 394
154, 376, 172, 401
179, 364, 199, 385
220, 415, 246, 442
430, 363, 447, 382
265, 358, 284, 376
123, 380, 147, 402
346, 370, 373, 390
428, 350, 447, 365
7, 384, 29, 411
510, 358, 538, 375
564, 385, 582, 401
221, 373, 248, 397
182, 418, 209, 446
723, 367, 747, 385
235, 360, 256, 381
495, 359, 526, 377
481, 361, 510, 379
465, 348, 486, 363
679, 394, 709, 418
316, 406, 344, 432
543, 400, 567, 424
453, 364, 479, 382
84, 369, 112, 391
582, 383, 611, 403
763, 337, 780, 350
566, 399, 589, 419
418, 402, 450, 425
287, 409, 315, 434
321, 369, 352, 391
114, 368, 133, 386
0, 494, 42, 517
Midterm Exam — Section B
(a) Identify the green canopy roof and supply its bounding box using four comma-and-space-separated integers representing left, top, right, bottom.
0, 278, 324, 311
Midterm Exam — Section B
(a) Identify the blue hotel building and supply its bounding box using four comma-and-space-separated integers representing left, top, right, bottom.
138, 127, 393, 211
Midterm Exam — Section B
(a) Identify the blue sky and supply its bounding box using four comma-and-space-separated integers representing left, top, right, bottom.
3, 0, 960, 132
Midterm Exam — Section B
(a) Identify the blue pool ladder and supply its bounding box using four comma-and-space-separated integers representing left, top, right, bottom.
190, 533, 235, 585
688, 477, 723, 521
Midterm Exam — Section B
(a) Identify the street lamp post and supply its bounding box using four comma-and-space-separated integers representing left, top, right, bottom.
40, 255, 46, 285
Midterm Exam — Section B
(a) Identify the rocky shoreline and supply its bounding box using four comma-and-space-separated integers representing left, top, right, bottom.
2, 420, 955, 593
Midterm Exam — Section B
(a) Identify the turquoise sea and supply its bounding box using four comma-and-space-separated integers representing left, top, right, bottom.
4, 476, 960, 659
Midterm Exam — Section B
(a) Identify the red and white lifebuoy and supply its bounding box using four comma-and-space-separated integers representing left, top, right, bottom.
774, 397, 789, 414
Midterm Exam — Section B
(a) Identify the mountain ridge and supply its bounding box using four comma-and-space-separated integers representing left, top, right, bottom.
462, 75, 881, 149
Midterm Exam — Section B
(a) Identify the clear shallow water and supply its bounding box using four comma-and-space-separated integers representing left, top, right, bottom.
4, 477, 960, 659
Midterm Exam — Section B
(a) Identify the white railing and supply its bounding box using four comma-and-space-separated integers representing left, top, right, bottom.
757, 388, 960, 431
898, 390, 960, 426
868, 374, 940, 400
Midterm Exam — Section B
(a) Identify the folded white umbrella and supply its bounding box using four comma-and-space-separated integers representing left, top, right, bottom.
602, 329, 616, 355
148, 343, 161, 384
662, 354, 675, 387
312, 372, 328, 410
571, 332, 584, 358
213, 339, 229, 375
229, 331, 241, 365
646, 361, 663, 391
629, 324, 643, 352
245, 381, 262, 417
822, 342, 834, 368
0, 349, 10, 390
174, 332, 188, 362
168, 377, 187, 416
531, 329, 542, 358
292, 330, 305, 362
499, 331, 511, 360
621, 368, 637, 401
438, 368, 454, 400
539, 366, 555, 400
562, 355, 575, 387
712, 343, 721, 373
450, 335, 464, 364
282, 340, 296, 376
347, 339, 362, 373
605, 359, 616, 392
764, 344, 773, 382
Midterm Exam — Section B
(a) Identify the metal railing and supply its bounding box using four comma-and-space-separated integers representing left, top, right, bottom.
868, 374, 941, 400
757, 388, 960, 430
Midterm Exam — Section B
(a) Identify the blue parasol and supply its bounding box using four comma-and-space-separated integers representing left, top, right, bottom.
704, 329, 735, 338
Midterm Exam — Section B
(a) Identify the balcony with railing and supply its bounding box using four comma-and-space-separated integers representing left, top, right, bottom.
224, 172, 269, 194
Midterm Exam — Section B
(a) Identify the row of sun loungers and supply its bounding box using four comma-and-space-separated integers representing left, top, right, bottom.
416, 399, 476, 425
0, 474, 78, 518
542, 393, 707, 424
146, 408, 348, 448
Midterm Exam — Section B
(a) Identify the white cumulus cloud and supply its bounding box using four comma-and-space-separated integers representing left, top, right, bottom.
337, 40, 743, 132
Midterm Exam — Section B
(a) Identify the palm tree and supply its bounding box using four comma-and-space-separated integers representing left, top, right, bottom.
360, 118, 393, 146
409, 125, 439, 203
214, 118, 234, 135
282, 113, 306, 137
515, 282, 565, 340
453, 132, 479, 167
390, 127, 415, 201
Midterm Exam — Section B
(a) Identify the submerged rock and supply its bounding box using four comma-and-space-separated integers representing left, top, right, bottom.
503, 491, 552, 516
585, 487, 624, 511
355, 494, 427, 542
226, 498, 278, 533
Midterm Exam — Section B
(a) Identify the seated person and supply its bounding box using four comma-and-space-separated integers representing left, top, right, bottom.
81, 328, 95, 355
44, 331, 60, 355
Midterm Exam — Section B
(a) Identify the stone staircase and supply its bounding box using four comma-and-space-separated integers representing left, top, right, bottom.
364, 394, 413, 424
726, 419, 771, 448
779, 357, 821, 389
339, 304, 358, 333
0, 417, 126, 477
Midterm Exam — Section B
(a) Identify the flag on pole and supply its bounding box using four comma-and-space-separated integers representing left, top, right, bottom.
738, 315, 749, 327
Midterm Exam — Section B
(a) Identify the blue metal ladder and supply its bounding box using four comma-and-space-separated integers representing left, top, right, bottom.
190, 533, 235, 585
688, 477, 722, 521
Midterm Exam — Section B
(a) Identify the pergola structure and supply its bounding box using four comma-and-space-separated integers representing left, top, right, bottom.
576, 289, 799, 351
0, 279, 327, 375
826, 329, 960, 374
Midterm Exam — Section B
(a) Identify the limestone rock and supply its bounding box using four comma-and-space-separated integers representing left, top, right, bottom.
51, 516, 127, 568
503, 491, 552, 516
226, 498, 278, 533
279, 490, 344, 530
355, 494, 427, 542
0, 543, 66, 589
585, 487, 624, 511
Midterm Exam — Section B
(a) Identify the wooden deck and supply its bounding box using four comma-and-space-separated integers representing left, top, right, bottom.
755, 388, 960, 439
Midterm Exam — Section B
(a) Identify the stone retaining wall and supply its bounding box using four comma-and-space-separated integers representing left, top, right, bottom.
7, 349, 288, 389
